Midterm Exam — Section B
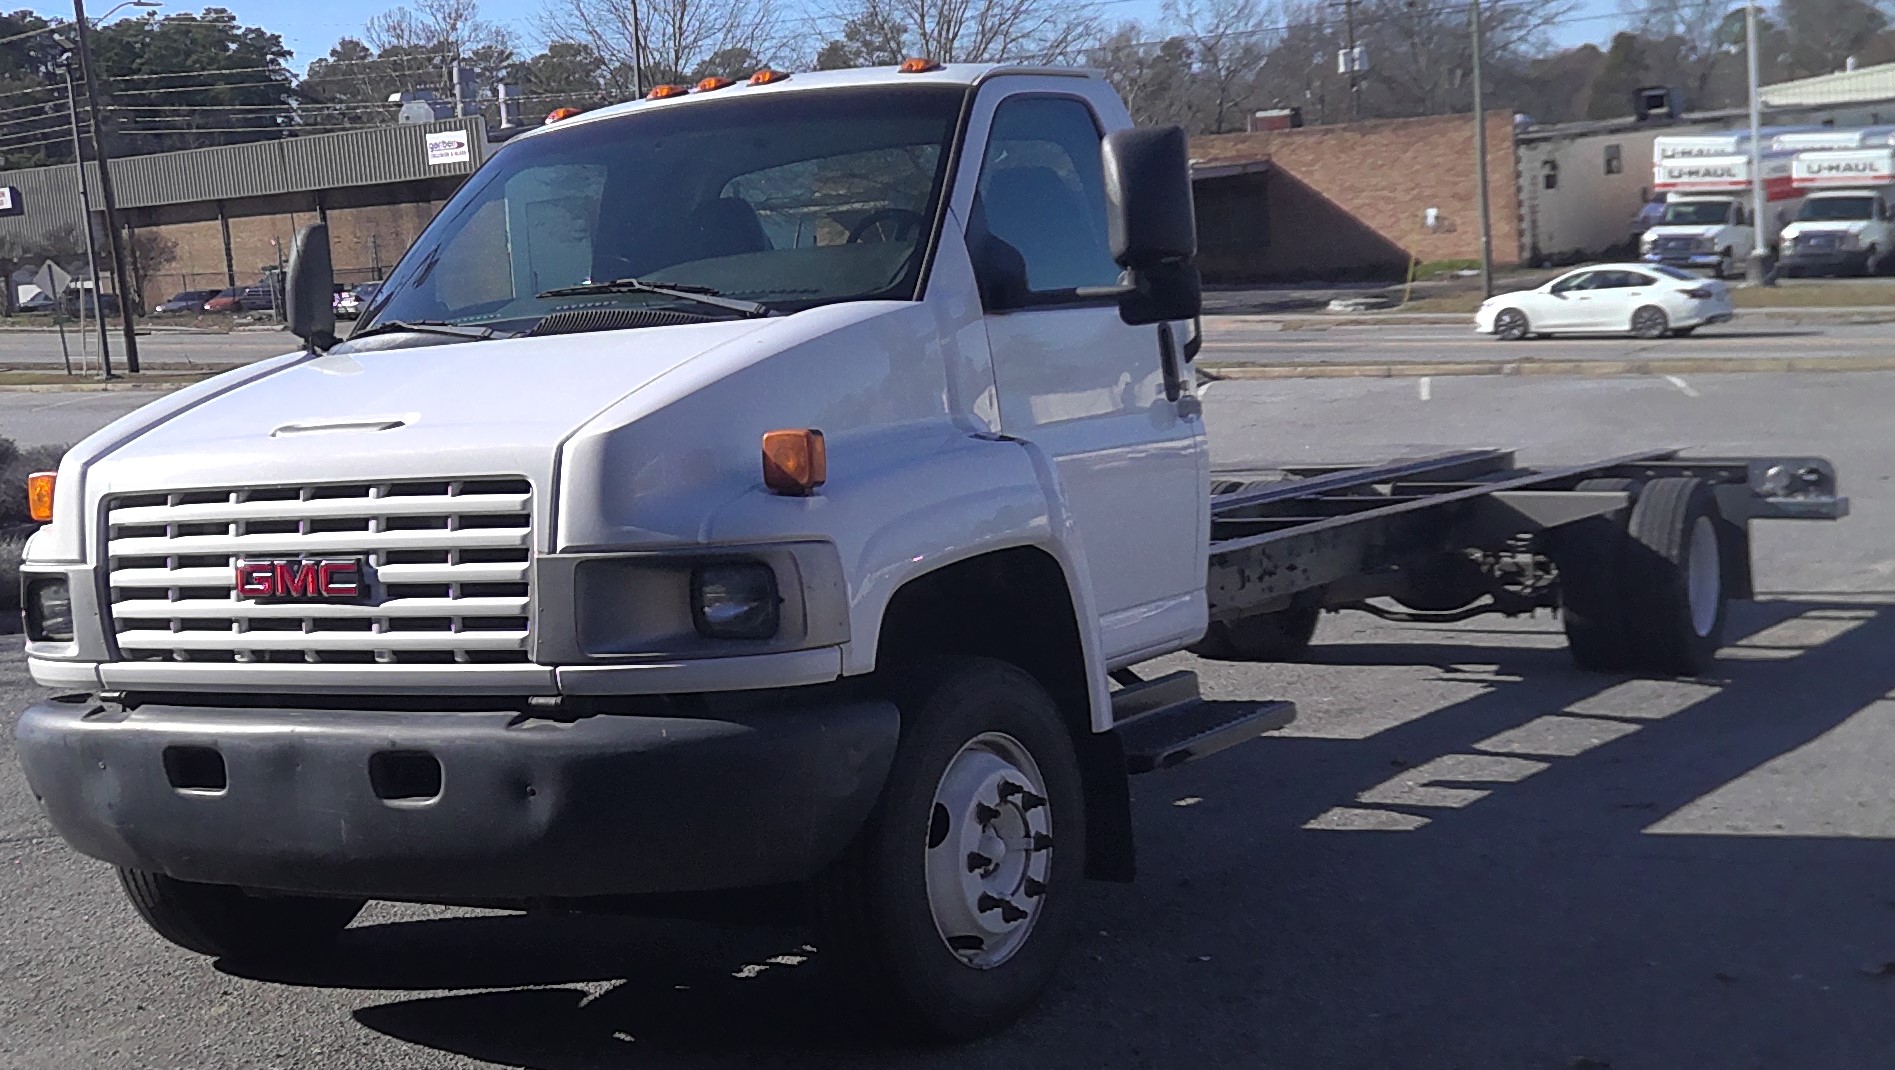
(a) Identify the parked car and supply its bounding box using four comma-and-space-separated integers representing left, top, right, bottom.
238, 285, 277, 312
58, 287, 120, 317
203, 288, 242, 313
1476, 263, 1735, 340
156, 289, 220, 314
334, 280, 381, 319
16, 289, 54, 313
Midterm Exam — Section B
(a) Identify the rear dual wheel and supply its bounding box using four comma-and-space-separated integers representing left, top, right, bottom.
1552, 476, 1729, 676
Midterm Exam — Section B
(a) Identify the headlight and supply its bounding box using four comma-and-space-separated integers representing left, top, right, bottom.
1640, 232, 1656, 247
24, 577, 73, 642
1694, 237, 1716, 252
691, 562, 780, 639
1837, 232, 1860, 250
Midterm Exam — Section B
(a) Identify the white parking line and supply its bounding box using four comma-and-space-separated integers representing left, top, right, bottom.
1418, 376, 1432, 401
1664, 375, 1699, 397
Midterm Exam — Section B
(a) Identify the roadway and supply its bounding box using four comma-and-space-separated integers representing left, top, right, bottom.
0, 327, 295, 370
3, 370, 1892, 1067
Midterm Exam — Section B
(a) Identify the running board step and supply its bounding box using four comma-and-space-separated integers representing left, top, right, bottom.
1110, 671, 1297, 774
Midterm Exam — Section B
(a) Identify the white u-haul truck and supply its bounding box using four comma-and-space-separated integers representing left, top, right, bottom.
12, 64, 1847, 1039
1781, 145, 1895, 276
1644, 136, 1802, 276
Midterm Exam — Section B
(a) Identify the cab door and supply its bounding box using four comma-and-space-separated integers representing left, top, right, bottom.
962, 85, 1209, 665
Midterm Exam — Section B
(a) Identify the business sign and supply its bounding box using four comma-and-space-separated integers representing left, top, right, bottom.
425, 129, 471, 167
1654, 136, 1747, 160
1792, 148, 1895, 187
0, 185, 23, 216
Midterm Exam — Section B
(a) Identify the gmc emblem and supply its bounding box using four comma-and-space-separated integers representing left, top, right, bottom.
235, 558, 368, 603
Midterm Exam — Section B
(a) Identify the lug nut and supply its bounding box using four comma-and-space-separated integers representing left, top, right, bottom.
974, 802, 1000, 825
967, 850, 994, 872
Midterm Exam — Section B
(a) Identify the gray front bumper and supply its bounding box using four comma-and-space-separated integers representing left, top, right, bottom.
16, 688, 897, 901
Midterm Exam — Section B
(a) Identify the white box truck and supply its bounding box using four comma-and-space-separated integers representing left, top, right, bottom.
1644, 141, 1801, 276
1781, 146, 1895, 276
11, 64, 1849, 1039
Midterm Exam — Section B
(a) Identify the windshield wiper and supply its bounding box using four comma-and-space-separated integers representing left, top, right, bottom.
351, 320, 509, 341
536, 278, 771, 318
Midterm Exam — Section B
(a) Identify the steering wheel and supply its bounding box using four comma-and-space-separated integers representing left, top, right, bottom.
847, 208, 926, 244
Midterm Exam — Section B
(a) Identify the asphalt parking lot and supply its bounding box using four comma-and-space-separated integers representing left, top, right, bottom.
2, 370, 1892, 1068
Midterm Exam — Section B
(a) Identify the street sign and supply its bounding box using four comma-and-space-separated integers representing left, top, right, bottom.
33, 260, 71, 301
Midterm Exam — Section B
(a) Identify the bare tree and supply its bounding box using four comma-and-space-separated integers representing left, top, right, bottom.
1165, 0, 1276, 133
1618, 0, 1743, 107
1089, 25, 1199, 128
366, 0, 518, 56
1349, 0, 1579, 119
816, 0, 1100, 65
540, 0, 782, 93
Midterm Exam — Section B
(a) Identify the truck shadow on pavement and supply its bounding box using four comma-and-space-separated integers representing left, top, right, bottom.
225, 597, 1895, 1069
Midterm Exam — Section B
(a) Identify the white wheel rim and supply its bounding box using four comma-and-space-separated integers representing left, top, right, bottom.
924, 731, 1051, 970
1687, 515, 1721, 637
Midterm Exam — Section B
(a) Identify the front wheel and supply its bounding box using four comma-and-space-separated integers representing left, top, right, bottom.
1492, 307, 1530, 341
1630, 305, 1670, 339
812, 657, 1086, 1040
1716, 251, 1733, 278
117, 869, 364, 959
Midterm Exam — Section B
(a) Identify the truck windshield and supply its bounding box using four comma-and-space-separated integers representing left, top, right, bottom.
358, 86, 967, 335
1660, 201, 1732, 226
1798, 196, 1876, 221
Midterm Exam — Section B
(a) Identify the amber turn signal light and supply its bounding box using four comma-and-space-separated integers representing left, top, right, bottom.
26, 471, 55, 522
762, 429, 826, 496
646, 83, 690, 100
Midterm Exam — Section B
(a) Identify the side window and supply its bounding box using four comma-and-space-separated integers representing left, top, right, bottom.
1551, 271, 1592, 294
1604, 144, 1623, 175
972, 95, 1121, 297
1625, 271, 1657, 287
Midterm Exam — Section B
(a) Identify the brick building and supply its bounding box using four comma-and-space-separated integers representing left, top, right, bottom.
0, 117, 489, 310
1188, 111, 1521, 283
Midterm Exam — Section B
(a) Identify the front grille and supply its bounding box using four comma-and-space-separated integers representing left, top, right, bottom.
1653, 235, 1705, 255
1796, 233, 1840, 253
105, 478, 533, 665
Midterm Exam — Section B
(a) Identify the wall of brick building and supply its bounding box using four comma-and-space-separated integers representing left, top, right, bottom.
1191, 111, 1521, 282
124, 178, 461, 309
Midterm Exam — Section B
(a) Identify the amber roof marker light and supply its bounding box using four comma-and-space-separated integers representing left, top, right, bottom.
747, 69, 789, 85
544, 106, 583, 124
694, 76, 734, 92
897, 57, 943, 73
646, 83, 690, 100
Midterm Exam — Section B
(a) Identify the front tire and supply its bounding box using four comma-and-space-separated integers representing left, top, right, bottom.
1630, 305, 1669, 339
813, 657, 1086, 1041
117, 869, 364, 959
1492, 307, 1530, 341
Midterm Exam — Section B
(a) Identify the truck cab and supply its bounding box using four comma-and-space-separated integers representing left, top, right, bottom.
1644, 139, 1801, 276
14, 63, 1213, 1039
1780, 147, 1895, 276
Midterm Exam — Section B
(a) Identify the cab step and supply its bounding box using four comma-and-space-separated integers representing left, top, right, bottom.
1109, 670, 1297, 774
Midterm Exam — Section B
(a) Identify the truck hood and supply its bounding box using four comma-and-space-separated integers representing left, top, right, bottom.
83, 318, 780, 504
1783, 219, 1872, 237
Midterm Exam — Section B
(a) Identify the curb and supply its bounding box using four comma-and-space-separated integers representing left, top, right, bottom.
0, 378, 205, 392
1199, 354, 1895, 379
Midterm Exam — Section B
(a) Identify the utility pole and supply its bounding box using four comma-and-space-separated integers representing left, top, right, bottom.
1743, 0, 1772, 286
1340, 0, 1361, 121
1470, 0, 1493, 297
62, 61, 109, 377
71, 0, 141, 372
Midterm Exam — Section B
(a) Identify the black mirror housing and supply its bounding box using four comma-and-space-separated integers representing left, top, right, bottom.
286, 222, 337, 352
1102, 126, 1201, 325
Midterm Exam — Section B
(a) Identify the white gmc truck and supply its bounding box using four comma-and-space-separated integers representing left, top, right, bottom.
12, 64, 1847, 1039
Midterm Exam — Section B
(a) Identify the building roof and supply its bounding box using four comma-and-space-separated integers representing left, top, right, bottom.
0, 117, 489, 247
1761, 62, 1895, 108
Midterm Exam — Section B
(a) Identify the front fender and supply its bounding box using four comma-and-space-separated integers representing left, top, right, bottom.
706, 421, 1115, 731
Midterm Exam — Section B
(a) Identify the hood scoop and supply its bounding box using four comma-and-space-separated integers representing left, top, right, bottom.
529, 307, 714, 336
272, 416, 412, 437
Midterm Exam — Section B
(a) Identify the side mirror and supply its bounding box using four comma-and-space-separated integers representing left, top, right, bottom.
286, 222, 337, 353
1102, 126, 1201, 326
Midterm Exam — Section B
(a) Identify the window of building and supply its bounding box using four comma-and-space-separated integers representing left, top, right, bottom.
1604, 144, 1623, 175
1541, 159, 1559, 190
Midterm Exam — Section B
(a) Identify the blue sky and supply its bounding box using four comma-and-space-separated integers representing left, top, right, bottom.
55, 0, 1629, 74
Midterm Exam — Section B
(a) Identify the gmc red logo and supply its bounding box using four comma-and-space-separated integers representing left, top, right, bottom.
235, 558, 367, 603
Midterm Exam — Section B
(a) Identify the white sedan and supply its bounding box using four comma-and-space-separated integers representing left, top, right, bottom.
1474, 263, 1736, 341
